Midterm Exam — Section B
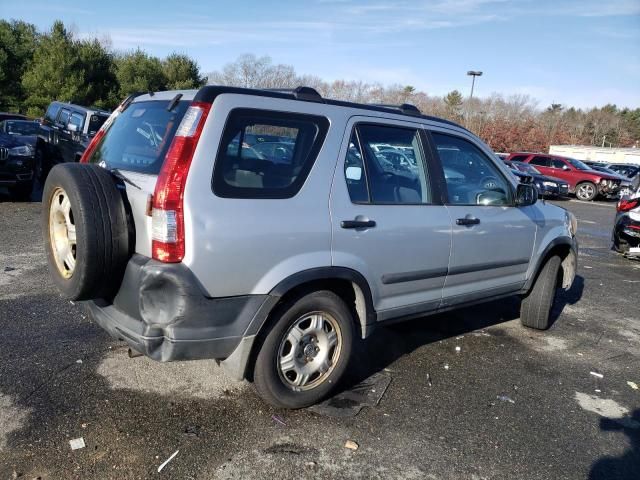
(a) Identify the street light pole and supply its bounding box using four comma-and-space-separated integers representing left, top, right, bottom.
467, 70, 483, 100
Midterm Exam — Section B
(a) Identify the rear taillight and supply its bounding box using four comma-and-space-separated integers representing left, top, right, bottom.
151, 101, 211, 263
617, 197, 640, 212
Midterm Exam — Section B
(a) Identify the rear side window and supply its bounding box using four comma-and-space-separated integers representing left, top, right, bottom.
530, 156, 550, 167
88, 100, 190, 174
212, 109, 329, 199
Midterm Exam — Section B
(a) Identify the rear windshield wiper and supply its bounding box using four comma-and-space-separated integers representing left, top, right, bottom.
110, 168, 141, 190
167, 93, 183, 112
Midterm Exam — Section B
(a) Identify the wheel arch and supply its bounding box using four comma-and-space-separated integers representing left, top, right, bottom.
231, 267, 375, 382
267, 267, 376, 339
523, 237, 577, 294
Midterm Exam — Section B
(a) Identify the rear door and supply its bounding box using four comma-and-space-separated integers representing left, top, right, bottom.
428, 130, 537, 305
330, 117, 452, 320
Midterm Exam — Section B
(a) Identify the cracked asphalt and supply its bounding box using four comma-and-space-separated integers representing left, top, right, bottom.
0, 189, 639, 479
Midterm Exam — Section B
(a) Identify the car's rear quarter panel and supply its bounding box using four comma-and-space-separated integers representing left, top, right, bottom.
182, 94, 348, 297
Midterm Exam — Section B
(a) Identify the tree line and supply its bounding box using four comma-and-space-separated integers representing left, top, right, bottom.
2, 20, 639, 153
0, 20, 205, 116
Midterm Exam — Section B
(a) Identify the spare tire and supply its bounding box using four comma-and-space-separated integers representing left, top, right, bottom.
42, 163, 131, 300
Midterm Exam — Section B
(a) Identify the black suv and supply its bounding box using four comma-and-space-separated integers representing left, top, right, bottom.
37, 102, 110, 180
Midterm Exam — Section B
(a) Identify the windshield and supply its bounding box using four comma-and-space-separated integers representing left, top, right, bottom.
3, 120, 39, 136
513, 162, 541, 175
88, 100, 190, 174
566, 158, 591, 170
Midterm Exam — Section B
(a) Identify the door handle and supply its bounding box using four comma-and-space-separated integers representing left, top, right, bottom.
456, 216, 480, 226
341, 218, 376, 229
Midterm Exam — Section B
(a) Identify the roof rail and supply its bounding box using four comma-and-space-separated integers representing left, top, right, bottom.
369, 103, 422, 116
263, 86, 324, 103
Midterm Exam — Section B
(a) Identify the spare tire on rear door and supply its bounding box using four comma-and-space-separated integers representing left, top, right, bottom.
42, 163, 131, 301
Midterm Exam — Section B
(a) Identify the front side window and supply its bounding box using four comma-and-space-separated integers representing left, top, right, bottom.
68, 112, 84, 131
431, 132, 511, 206
550, 158, 567, 169
213, 109, 329, 199
57, 109, 71, 127
344, 124, 430, 204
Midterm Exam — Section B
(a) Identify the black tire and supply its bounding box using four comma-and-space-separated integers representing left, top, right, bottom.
253, 290, 355, 409
520, 255, 561, 330
42, 163, 130, 301
575, 181, 597, 201
9, 181, 33, 201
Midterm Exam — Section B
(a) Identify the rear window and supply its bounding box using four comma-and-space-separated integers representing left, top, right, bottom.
88, 100, 190, 174
212, 109, 329, 199
88, 114, 108, 135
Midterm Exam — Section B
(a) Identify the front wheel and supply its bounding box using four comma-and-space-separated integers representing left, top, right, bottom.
575, 181, 597, 201
520, 255, 561, 330
253, 290, 355, 409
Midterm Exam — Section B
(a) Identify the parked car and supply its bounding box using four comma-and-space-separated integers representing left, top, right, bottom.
36, 101, 110, 181
583, 163, 634, 197
607, 163, 640, 181
612, 189, 640, 258
505, 160, 570, 198
0, 130, 35, 199
608, 164, 640, 195
41, 86, 578, 409
0, 112, 27, 122
507, 153, 621, 201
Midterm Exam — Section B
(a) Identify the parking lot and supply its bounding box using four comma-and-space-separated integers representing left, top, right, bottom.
0, 190, 638, 479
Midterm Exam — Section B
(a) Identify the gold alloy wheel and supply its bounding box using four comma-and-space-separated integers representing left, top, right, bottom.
48, 187, 77, 278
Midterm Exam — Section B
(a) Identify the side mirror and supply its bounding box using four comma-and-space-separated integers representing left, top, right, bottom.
562, 165, 571, 171
67, 123, 78, 133
516, 183, 537, 206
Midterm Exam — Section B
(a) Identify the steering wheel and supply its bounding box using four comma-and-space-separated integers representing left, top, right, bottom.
480, 176, 500, 190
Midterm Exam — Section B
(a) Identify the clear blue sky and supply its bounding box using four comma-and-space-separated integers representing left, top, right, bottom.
2, 0, 639, 109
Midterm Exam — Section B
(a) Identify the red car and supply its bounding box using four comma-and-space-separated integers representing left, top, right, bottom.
506, 153, 621, 201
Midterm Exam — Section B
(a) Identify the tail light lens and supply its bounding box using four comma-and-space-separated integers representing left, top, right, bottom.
151, 101, 211, 263
617, 197, 640, 212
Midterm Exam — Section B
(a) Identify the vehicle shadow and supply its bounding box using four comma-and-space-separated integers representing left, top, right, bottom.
343, 295, 523, 390
589, 409, 640, 480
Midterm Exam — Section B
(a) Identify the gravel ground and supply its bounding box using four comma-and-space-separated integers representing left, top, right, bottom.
0, 188, 638, 480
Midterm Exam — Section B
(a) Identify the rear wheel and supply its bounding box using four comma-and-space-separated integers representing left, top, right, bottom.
520, 255, 561, 330
42, 163, 131, 300
575, 181, 597, 201
253, 290, 355, 409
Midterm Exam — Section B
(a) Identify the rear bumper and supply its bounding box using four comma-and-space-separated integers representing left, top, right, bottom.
86, 254, 277, 362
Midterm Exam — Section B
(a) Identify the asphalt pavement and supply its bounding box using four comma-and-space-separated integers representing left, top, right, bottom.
0, 190, 638, 480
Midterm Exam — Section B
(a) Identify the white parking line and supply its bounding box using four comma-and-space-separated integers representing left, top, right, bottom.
569, 199, 616, 208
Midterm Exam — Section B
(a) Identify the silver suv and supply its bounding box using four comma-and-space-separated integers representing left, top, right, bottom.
42, 86, 578, 408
